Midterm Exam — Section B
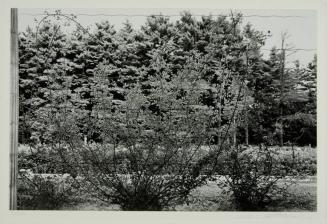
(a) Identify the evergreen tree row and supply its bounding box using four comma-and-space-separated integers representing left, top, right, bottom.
18, 12, 317, 147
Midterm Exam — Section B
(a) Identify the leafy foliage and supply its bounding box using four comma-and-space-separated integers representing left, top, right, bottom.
17, 11, 317, 210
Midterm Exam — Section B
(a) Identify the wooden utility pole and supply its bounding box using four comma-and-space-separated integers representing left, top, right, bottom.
279, 32, 287, 147
231, 12, 238, 147
10, 8, 18, 210
244, 44, 250, 146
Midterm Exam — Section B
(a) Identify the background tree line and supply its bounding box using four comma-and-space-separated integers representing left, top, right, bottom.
18, 12, 317, 148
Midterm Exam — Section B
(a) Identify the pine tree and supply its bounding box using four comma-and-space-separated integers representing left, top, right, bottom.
19, 22, 69, 144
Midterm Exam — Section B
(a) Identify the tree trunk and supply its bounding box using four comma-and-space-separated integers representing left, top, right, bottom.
245, 122, 249, 146
244, 103, 249, 146
233, 116, 237, 146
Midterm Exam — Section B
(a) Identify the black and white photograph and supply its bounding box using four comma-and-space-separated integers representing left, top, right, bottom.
2, 0, 327, 221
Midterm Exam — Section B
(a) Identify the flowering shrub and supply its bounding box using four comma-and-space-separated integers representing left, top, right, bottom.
217, 146, 295, 211
17, 169, 77, 210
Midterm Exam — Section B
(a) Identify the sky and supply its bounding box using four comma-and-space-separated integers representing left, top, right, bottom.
18, 8, 317, 66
